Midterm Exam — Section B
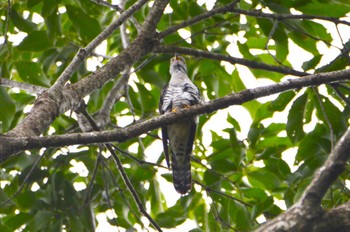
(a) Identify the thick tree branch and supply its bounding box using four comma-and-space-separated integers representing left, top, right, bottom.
51, 0, 148, 92
256, 128, 350, 232
1, 68, 349, 159
5, 0, 169, 138
155, 45, 308, 76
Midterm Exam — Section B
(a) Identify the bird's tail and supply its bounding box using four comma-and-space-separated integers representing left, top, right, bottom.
172, 152, 191, 194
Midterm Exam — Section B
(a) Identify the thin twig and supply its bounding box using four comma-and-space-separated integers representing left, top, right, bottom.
101, 157, 146, 230
0, 153, 45, 207
194, 180, 251, 207
265, 20, 285, 66
74, 104, 162, 231
159, 0, 240, 38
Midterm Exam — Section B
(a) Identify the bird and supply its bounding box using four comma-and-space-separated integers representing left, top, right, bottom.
159, 55, 201, 194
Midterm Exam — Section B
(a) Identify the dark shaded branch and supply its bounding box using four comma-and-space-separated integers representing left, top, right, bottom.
75, 100, 162, 231
2, 68, 349, 159
232, 8, 350, 27
158, 0, 240, 38
159, 3, 350, 40
155, 45, 308, 76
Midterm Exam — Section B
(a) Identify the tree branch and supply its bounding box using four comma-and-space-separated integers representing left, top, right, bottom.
155, 45, 308, 76
232, 8, 350, 27
158, 0, 240, 38
5, 0, 168, 138
2, 68, 349, 159
0, 78, 47, 94
159, 2, 350, 40
256, 128, 350, 232
50, 0, 149, 92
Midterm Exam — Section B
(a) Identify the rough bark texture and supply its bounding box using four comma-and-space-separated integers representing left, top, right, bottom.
1, 68, 350, 159
5, 0, 166, 139
256, 128, 350, 232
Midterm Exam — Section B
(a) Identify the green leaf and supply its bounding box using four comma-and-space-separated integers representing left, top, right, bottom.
10, 9, 37, 33
297, 1, 350, 17
66, 5, 102, 42
14, 61, 50, 87
42, 0, 59, 17
0, 225, 12, 232
4, 213, 31, 230
302, 55, 322, 71
296, 124, 330, 162
17, 31, 53, 51
156, 205, 186, 228
0, 87, 15, 132
286, 93, 308, 143
313, 93, 347, 136
247, 168, 281, 190
289, 31, 319, 55
233, 202, 253, 231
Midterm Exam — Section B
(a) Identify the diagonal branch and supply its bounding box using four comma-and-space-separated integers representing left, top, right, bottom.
256, 128, 350, 232
50, 0, 149, 93
5, 0, 169, 138
2, 68, 350, 159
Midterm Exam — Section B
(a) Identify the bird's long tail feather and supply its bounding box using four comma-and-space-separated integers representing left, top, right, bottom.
172, 152, 191, 194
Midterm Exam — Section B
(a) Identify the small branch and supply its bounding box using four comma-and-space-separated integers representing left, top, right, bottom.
90, 0, 122, 11
159, 3, 350, 39
50, 0, 149, 92
0, 153, 44, 207
158, 0, 240, 38
0, 78, 47, 94
5, 0, 166, 138
231, 8, 350, 27
194, 180, 251, 207
2, 68, 350, 158
75, 101, 162, 231
154, 45, 308, 76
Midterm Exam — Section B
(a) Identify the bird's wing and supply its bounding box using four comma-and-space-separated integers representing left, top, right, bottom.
159, 84, 171, 168
161, 127, 171, 168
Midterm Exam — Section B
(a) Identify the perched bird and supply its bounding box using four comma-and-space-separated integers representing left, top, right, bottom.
159, 55, 201, 194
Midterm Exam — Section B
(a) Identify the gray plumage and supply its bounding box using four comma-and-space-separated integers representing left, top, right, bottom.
159, 55, 200, 194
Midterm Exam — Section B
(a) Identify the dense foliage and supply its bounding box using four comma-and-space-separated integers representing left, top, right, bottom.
0, 0, 350, 231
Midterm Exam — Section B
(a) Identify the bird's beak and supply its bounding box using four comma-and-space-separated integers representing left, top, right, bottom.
174, 53, 180, 60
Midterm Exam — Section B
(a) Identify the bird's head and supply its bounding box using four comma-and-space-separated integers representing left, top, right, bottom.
169, 55, 187, 75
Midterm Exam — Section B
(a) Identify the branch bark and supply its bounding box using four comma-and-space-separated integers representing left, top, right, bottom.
256, 128, 350, 232
5, 0, 168, 138
2, 68, 350, 159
